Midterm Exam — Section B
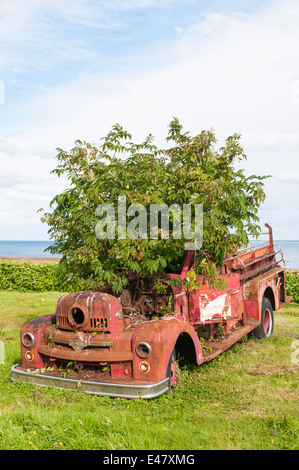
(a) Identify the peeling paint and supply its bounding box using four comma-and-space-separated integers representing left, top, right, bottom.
199, 293, 231, 322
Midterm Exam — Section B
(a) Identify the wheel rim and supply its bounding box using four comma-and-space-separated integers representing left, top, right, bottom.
264, 309, 272, 336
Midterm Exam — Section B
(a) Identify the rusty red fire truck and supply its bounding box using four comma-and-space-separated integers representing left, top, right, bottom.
11, 224, 292, 398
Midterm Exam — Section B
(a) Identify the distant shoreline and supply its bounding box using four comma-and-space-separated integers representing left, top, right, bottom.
0, 256, 61, 264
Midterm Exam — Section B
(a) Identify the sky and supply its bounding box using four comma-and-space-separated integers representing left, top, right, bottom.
0, 0, 299, 241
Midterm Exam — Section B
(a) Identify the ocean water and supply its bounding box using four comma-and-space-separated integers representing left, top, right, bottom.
0, 240, 56, 258
0, 240, 299, 268
249, 240, 299, 270
272, 241, 299, 270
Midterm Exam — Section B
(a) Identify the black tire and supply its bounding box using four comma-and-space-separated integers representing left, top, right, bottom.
166, 348, 177, 389
253, 297, 274, 339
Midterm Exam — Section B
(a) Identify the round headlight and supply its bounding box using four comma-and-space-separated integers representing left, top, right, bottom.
136, 342, 152, 358
22, 332, 35, 349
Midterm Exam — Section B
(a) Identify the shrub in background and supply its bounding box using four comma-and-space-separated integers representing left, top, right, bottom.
0, 261, 59, 292
0, 260, 82, 292
285, 270, 299, 304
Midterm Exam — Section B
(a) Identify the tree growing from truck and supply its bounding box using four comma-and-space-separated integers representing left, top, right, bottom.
41, 117, 268, 293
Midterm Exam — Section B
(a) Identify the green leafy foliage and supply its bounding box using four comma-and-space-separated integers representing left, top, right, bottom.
0, 261, 58, 292
1, 263, 297, 304
285, 271, 299, 304
0, 261, 75, 292
41, 118, 268, 292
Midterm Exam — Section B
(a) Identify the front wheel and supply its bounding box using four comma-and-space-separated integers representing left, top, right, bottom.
253, 297, 274, 339
166, 348, 177, 389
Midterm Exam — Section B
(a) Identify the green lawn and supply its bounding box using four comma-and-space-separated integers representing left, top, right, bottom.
0, 291, 298, 450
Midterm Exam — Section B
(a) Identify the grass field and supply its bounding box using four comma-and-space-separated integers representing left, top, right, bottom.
0, 291, 298, 450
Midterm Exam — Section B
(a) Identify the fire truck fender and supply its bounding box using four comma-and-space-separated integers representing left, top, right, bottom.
131, 317, 204, 383
20, 314, 56, 369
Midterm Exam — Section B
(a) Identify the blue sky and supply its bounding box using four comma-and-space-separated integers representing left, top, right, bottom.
1, 0, 299, 240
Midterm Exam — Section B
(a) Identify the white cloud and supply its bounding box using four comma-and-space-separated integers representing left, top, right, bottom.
0, 135, 67, 239
281, 171, 299, 183
1, 1, 299, 239
15, 1, 299, 147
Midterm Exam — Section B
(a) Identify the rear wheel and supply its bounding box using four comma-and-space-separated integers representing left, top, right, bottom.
253, 297, 274, 339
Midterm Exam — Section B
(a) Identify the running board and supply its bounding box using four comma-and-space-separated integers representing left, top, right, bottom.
202, 319, 259, 362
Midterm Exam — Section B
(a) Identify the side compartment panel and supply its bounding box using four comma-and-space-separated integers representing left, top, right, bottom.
242, 268, 284, 321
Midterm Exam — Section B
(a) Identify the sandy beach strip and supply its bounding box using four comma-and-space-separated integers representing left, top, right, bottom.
0, 256, 61, 264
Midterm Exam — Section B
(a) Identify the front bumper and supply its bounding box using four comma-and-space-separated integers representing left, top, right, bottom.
11, 365, 170, 399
